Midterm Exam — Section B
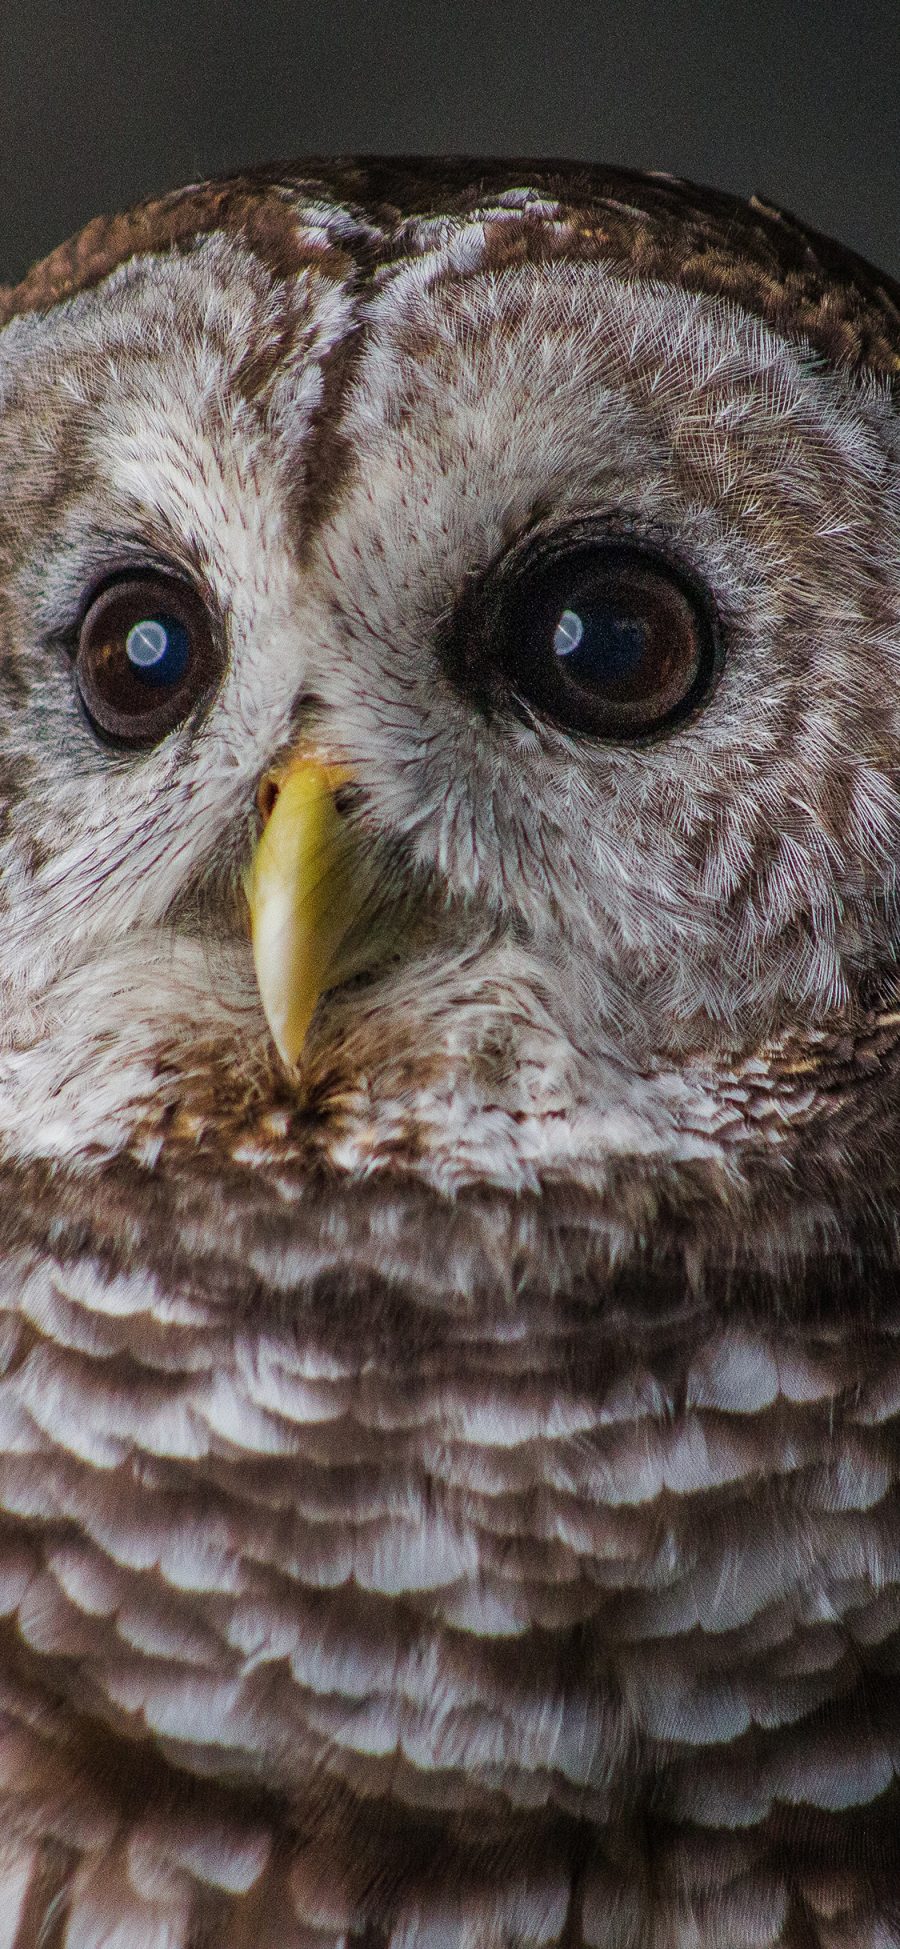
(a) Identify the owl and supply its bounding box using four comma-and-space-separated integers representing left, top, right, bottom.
0, 154, 898, 1949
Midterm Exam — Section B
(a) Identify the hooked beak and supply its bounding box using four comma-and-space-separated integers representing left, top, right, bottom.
244, 751, 360, 1066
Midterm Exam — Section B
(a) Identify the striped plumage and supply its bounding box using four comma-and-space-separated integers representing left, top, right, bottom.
0, 159, 898, 1947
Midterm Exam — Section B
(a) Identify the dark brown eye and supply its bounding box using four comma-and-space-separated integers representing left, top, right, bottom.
450, 536, 721, 741
75, 573, 220, 746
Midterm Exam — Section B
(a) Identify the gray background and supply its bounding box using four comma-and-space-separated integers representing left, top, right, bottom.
1, 0, 897, 286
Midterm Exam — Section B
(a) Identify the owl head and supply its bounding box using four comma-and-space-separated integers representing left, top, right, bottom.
0, 162, 898, 1272
0, 160, 899, 1945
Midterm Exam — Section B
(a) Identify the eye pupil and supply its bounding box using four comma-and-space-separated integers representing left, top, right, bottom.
553, 603, 648, 683
125, 614, 189, 686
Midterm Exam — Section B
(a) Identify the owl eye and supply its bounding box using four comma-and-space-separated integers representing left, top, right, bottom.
487, 538, 721, 741
74, 573, 220, 746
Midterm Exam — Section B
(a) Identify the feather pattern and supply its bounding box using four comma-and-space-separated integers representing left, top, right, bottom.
0, 157, 897, 1944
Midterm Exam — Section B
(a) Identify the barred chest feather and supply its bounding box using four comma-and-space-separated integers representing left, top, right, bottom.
0, 1161, 898, 1949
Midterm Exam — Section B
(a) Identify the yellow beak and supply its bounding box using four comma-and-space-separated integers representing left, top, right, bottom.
245, 752, 358, 1066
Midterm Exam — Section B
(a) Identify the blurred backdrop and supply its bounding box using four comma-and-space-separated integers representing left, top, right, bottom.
1, 0, 897, 283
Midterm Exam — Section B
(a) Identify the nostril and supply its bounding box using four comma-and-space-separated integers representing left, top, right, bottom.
256, 772, 280, 824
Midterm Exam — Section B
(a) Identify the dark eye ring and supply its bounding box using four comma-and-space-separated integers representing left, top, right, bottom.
445, 531, 723, 742
74, 571, 221, 747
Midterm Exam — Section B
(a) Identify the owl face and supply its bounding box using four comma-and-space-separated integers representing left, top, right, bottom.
0, 163, 899, 1945
1, 184, 898, 1215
